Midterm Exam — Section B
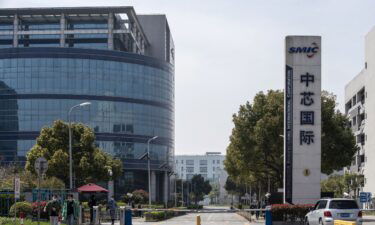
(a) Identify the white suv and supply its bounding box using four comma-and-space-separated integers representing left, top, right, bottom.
305, 198, 362, 225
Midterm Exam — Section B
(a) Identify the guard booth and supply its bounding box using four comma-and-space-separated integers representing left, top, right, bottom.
0, 190, 15, 216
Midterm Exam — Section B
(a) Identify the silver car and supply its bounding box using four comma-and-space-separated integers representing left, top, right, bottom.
305, 198, 363, 225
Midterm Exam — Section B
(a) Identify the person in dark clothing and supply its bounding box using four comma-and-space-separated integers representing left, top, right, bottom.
88, 195, 97, 224
62, 194, 79, 225
44, 195, 61, 225
255, 201, 261, 220
107, 196, 117, 225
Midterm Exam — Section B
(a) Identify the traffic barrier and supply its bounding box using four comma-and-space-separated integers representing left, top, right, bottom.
265, 209, 272, 225
119, 206, 125, 225
334, 220, 356, 225
93, 206, 100, 225
196, 215, 201, 225
125, 208, 132, 225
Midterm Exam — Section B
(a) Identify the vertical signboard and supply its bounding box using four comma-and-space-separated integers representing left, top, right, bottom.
14, 177, 20, 199
284, 36, 321, 204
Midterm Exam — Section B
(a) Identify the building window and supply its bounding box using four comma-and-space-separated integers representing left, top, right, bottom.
186, 160, 194, 165
213, 167, 215, 171
217, 160, 220, 164
181, 167, 184, 171
187, 174, 193, 180
181, 160, 184, 164
187, 167, 194, 173
352, 116, 356, 126
200, 167, 207, 173
213, 160, 215, 164
200, 160, 207, 165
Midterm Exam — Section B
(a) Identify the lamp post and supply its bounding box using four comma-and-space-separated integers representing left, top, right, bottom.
147, 136, 158, 208
108, 168, 113, 201
68, 102, 91, 191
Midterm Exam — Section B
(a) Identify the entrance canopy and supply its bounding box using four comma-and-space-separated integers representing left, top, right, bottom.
77, 183, 108, 193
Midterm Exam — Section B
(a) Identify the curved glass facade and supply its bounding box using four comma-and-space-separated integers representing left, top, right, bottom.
0, 48, 174, 175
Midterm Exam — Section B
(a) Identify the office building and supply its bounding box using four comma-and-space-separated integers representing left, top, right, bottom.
0, 7, 175, 203
344, 26, 375, 193
175, 152, 230, 203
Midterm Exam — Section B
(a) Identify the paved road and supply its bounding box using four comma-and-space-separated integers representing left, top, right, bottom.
102, 211, 256, 225
132, 212, 253, 225
364, 216, 375, 225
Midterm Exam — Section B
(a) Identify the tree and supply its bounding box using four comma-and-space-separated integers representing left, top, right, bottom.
321, 173, 364, 198
224, 177, 239, 195
208, 183, 220, 204
0, 166, 65, 190
191, 175, 212, 205
321, 174, 345, 197
225, 90, 357, 191
25, 120, 122, 187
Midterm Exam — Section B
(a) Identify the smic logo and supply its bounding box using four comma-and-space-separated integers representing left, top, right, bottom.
288, 42, 319, 58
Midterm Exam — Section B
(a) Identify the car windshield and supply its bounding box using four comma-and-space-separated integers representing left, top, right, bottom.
329, 200, 359, 209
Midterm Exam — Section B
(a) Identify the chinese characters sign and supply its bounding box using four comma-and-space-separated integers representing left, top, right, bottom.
284, 36, 321, 204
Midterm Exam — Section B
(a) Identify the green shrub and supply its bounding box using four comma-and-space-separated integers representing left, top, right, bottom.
9, 201, 32, 217
187, 204, 203, 209
0, 217, 14, 225
81, 201, 89, 209
117, 201, 126, 207
144, 210, 176, 221
271, 204, 314, 222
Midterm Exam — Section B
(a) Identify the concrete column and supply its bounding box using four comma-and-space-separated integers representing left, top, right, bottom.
60, 13, 65, 47
131, 22, 137, 53
107, 13, 114, 50
151, 171, 156, 202
163, 171, 169, 205
13, 14, 18, 47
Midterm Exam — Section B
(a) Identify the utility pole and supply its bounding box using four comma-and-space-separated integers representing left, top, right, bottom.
181, 180, 184, 207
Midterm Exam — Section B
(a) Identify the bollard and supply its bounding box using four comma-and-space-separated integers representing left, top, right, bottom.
119, 206, 126, 225
265, 208, 272, 225
125, 207, 132, 225
93, 206, 100, 225
196, 215, 201, 225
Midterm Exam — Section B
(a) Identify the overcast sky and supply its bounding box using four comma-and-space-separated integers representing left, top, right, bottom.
1, 0, 374, 156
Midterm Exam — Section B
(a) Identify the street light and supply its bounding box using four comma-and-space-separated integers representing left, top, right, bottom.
147, 136, 158, 208
68, 102, 91, 191
108, 168, 113, 201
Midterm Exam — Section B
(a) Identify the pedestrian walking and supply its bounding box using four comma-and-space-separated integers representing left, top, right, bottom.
62, 194, 80, 225
255, 201, 261, 220
44, 195, 61, 225
107, 196, 118, 225
88, 195, 97, 224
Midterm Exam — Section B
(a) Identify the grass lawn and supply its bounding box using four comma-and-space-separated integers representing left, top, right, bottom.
0, 217, 66, 225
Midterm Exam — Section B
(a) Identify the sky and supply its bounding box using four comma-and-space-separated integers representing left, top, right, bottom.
1, 0, 374, 156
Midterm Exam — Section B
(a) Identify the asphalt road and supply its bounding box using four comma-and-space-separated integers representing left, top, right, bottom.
363, 216, 375, 225
132, 212, 253, 225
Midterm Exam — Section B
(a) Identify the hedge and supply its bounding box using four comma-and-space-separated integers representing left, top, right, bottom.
187, 204, 203, 210
271, 204, 314, 222
9, 201, 33, 217
144, 211, 176, 222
